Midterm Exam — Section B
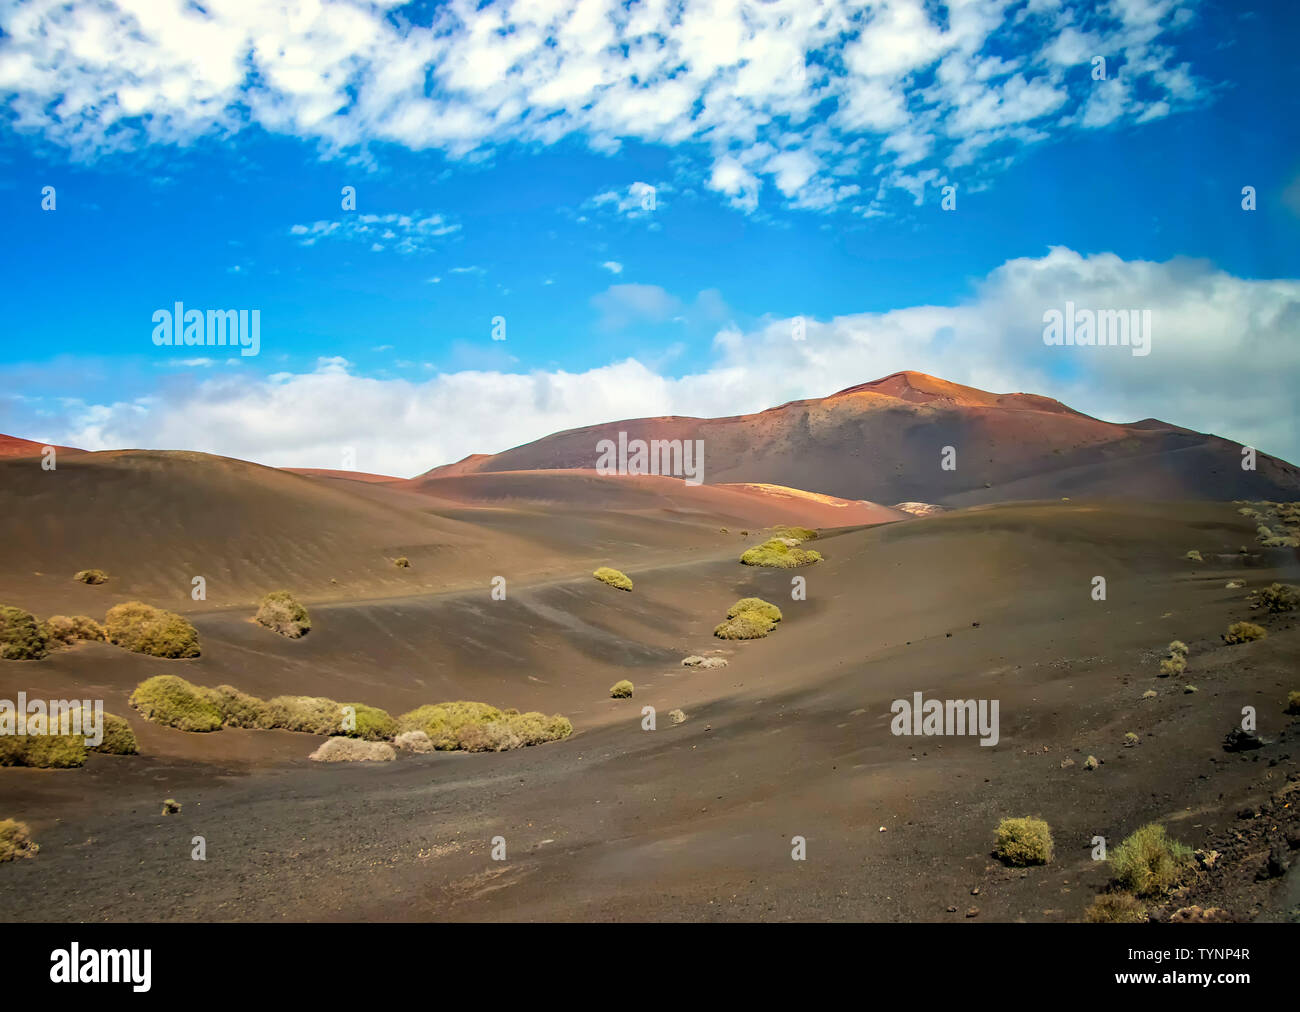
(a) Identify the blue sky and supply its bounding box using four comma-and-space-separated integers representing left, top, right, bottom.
1, 0, 1298, 476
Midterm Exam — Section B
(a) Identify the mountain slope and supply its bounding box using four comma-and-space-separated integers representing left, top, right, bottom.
419, 371, 1300, 504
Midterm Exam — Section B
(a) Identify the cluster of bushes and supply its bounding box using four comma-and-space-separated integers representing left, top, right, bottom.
1222, 621, 1266, 645
0, 819, 39, 861
1248, 582, 1298, 613
2, 600, 199, 661
396, 701, 572, 751
106, 602, 200, 658
0, 605, 50, 660
593, 567, 633, 591
714, 597, 782, 639
45, 615, 105, 646
1158, 640, 1187, 677
740, 538, 822, 568
254, 591, 311, 638
994, 816, 1053, 866
129, 675, 396, 740
1242, 500, 1300, 547
0, 733, 86, 768
1084, 822, 1194, 921
0, 707, 137, 767
126, 676, 575, 757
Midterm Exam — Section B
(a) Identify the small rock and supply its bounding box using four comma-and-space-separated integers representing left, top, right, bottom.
1223, 728, 1268, 752
1258, 847, 1290, 880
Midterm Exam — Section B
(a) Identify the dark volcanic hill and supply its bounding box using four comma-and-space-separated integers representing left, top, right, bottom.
419, 371, 1300, 504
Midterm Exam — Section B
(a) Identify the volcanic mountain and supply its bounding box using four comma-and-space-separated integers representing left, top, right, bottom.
418, 371, 1300, 504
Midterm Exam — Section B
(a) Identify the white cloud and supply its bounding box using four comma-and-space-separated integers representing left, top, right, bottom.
591, 181, 661, 219
590, 283, 681, 330
289, 212, 458, 254
36, 249, 1300, 474
0, 0, 1207, 214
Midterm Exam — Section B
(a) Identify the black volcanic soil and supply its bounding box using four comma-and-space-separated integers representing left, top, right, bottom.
2, 496, 1298, 921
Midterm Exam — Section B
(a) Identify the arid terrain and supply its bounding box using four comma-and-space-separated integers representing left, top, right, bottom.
1, 374, 1298, 922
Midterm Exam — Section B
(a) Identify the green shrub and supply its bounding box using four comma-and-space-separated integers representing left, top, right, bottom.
1110, 823, 1193, 897
208, 685, 271, 728
770, 525, 817, 543
73, 569, 108, 585
726, 597, 783, 623
1222, 621, 1266, 645
593, 567, 633, 591
609, 680, 634, 699
1248, 582, 1299, 613
45, 615, 105, 645
0, 605, 49, 660
1084, 892, 1147, 923
740, 539, 822, 568
994, 816, 1053, 866
106, 602, 200, 658
309, 738, 396, 762
89, 711, 139, 755
129, 675, 222, 732
339, 703, 397, 741
264, 695, 344, 735
0, 733, 87, 768
1167, 640, 1188, 656
254, 591, 311, 639
458, 711, 573, 752
1285, 691, 1300, 715
0, 820, 39, 861
162, 799, 181, 815
1158, 655, 1186, 677
1184, 550, 1203, 562
668, 708, 687, 724
397, 701, 503, 750
713, 614, 775, 639
394, 556, 411, 568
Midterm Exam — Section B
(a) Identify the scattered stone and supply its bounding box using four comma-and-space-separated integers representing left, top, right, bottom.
1258, 846, 1290, 880
668, 708, 687, 725
1223, 728, 1268, 752
965, 907, 979, 918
